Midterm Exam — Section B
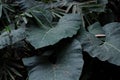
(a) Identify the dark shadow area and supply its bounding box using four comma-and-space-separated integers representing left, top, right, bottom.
80, 52, 120, 80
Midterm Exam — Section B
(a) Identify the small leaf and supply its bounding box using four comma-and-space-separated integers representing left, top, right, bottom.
88, 22, 105, 35
22, 17, 28, 24
22, 39, 84, 80
6, 70, 15, 80
8, 67, 22, 77
5, 26, 11, 32
24, 12, 32, 17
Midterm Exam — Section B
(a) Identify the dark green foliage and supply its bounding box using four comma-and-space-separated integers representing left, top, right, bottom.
0, 0, 120, 80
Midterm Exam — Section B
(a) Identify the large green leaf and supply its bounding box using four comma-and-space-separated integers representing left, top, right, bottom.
77, 22, 120, 66
22, 39, 84, 80
26, 14, 81, 49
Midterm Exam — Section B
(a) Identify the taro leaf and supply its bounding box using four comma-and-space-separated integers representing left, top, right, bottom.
88, 22, 105, 35
76, 28, 103, 54
0, 27, 26, 49
22, 39, 84, 80
26, 14, 81, 49
16, 0, 36, 10
77, 22, 120, 66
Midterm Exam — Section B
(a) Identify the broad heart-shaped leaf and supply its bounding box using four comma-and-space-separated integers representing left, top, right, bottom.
77, 22, 120, 66
0, 27, 26, 49
88, 22, 105, 35
26, 14, 82, 49
22, 39, 84, 80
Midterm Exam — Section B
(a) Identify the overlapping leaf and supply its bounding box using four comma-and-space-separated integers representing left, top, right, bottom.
22, 39, 84, 80
88, 22, 105, 35
26, 14, 82, 49
77, 22, 120, 66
